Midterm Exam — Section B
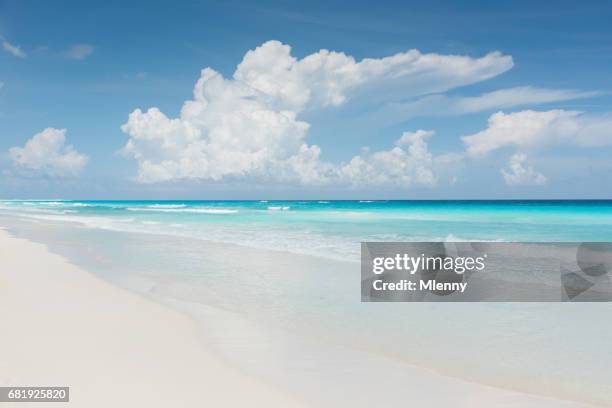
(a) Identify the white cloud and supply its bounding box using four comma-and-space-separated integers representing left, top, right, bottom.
121, 40, 511, 185
338, 130, 437, 187
232, 41, 513, 111
462, 109, 612, 157
373, 87, 599, 124
64, 44, 94, 60
1, 38, 26, 58
453, 87, 599, 113
9, 128, 88, 177
265, 129, 446, 188
501, 153, 547, 186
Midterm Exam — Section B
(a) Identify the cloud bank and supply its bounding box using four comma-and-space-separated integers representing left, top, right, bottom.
9, 128, 88, 177
121, 40, 513, 186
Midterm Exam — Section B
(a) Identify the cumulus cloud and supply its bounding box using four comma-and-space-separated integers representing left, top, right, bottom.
501, 153, 547, 186
462, 109, 612, 157
121, 40, 511, 186
338, 130, 436, 187
64, 44, 94, 60
232, 41, 513, 111
235, 129, 445, 188
9, 128, 88, 177
1, 37, 26, 58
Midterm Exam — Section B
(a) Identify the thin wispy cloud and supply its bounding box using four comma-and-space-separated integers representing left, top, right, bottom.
64, 44, 94, 60
1, 37, 26, 58
369, 87, 601, 125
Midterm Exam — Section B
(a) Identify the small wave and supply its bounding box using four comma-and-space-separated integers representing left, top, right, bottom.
127, 207, 238, 214
259, 200, 269, 203
195, 209, 238, 214
0, 206, 75, 215
359, 200, 375, 203
268, 206, 290, 211
442, 234, 504, 242
318, 201, 330, 204
146, 204, 187, 209
42, 201, 91, 208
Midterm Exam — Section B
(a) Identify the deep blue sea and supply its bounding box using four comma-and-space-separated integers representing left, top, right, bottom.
2, 200, 612, 261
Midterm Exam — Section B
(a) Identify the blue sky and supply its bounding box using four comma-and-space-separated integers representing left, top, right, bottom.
1, 0, 612, 199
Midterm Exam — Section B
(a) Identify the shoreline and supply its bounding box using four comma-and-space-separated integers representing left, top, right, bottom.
0, 228, 304, 407
0, 219, 606, 407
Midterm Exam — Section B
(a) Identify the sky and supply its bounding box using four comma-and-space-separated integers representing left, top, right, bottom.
1, 0, 612, 199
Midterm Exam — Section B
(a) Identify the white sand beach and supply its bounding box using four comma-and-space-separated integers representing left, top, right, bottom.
0, 228, 304, 407
0, 226, 602, 407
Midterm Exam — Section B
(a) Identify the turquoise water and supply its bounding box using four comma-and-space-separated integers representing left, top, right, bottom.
2, 200, 612, 405
1, 200, 612, 261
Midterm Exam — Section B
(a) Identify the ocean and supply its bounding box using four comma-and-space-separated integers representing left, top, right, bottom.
1, 200, 611, 406
1, 200, 612, 262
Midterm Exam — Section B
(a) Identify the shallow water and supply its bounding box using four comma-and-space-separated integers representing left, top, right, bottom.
1, 210, 611, 406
